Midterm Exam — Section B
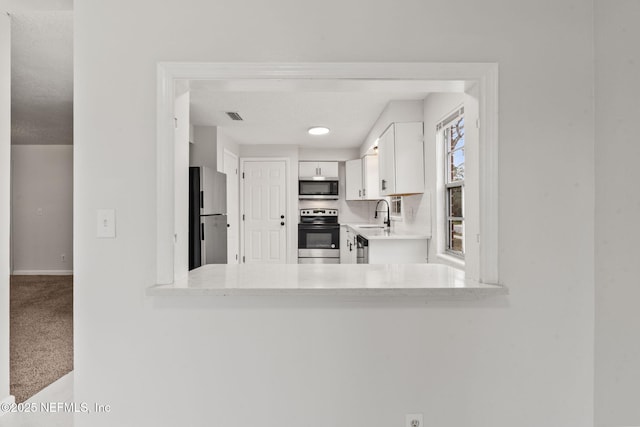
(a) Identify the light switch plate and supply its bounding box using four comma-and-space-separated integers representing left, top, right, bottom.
97, 209, 116, 238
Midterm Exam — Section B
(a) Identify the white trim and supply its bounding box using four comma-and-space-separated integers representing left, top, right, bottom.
477, 65, 500, 284
0, 395, 15, 416
156, 62, 499, 285
223, 149, 240, 264
11, 270, 73, 276
239, 158, 290, 265
156, 64, 176, 285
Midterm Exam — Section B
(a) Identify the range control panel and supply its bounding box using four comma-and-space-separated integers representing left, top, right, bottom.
300, 209, 338, 217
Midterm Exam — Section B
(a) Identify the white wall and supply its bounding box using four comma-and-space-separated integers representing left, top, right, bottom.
11, 145, 73, 274
74, 1, 595, 426
215, 128, 239, 173
594, 0, 640, 425
298, 147, 359, 161
189, 125, 217, 168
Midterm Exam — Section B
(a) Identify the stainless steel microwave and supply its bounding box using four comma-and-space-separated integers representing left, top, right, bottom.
298, 180, 339, 200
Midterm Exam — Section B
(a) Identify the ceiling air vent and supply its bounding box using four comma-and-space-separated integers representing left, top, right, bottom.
226, 112, 243, 121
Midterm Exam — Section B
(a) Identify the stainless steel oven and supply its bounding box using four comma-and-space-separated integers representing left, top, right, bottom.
298, 180, 339, 200
298, 209, 340, 264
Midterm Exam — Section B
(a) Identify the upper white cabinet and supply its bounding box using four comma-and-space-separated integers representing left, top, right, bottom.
346, 154, 380, 201
345, 159, 363, 200
298, 161, 318, 178
299, 161, 339, 179
378, 122, 424, 196
362, 154, 379, 200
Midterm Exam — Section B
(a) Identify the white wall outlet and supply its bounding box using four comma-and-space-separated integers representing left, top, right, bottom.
405, 413, 423, 427
97, 209, 116, 238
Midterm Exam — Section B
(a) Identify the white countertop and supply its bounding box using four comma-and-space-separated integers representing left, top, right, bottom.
147, 263, 506, 298
343, 223, 431, 240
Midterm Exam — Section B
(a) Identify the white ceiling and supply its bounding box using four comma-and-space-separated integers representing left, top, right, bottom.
11, 12, 73, 145
189, 79, 464, 148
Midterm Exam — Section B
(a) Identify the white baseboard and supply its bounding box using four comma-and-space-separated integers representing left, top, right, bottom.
12, 270, 73, 276
0, 395, 16, 416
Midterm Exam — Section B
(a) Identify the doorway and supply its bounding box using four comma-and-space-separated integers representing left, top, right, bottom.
7, 11, 74, 403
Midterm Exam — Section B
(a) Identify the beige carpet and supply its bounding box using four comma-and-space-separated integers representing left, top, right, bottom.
10, 275, 73, 403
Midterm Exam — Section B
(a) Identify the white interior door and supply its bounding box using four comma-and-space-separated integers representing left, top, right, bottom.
242, 160, 287, 264
223, 150, 239, 263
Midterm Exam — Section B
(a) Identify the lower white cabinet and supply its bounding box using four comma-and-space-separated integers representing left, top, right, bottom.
366, 239, 428, 264
340, 226, 358, 264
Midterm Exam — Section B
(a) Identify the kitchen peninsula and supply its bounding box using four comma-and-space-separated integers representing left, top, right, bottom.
147, 263, 506, 298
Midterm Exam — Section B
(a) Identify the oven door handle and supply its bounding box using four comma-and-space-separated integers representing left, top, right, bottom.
298, 224, 340, 230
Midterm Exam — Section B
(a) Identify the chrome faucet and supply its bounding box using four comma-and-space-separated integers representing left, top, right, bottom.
374, 199, 391, 228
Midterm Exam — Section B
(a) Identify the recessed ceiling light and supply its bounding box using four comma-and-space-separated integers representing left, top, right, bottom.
308, 126, 330, 136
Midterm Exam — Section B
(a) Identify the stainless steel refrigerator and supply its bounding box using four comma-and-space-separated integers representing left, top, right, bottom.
189, 166, 227, 270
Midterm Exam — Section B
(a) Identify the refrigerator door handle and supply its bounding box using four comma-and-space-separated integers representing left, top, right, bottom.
201, 223, 204, 240
200, 191, 204, 210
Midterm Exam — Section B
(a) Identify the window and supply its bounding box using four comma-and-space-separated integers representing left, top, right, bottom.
440, 107, 465, 257
390, 196, 402, 219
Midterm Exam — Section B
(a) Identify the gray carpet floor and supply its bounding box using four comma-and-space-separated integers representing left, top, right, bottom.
10, 275, 73, 403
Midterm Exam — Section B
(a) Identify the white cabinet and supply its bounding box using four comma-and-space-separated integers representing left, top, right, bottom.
367, 238, 428, 264
298, 161, 318, 178
345, 159, 363, 200
345, 154, 380, 201
341, 227, 357, 264
299, 161, 339, 179
378, 122, 424, 196
362, 154, 379, 200
318, 161, 338, 178
378, 126, 395, 196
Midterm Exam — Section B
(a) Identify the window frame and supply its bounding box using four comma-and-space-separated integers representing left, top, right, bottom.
389, 196, 402, 220
439, 106, 465, 259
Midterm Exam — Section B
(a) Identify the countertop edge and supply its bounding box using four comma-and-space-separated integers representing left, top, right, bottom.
146, 284, 508, 299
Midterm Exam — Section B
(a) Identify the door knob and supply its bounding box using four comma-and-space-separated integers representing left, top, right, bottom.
281, 222, 285, 226
281, 215, 285, 219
